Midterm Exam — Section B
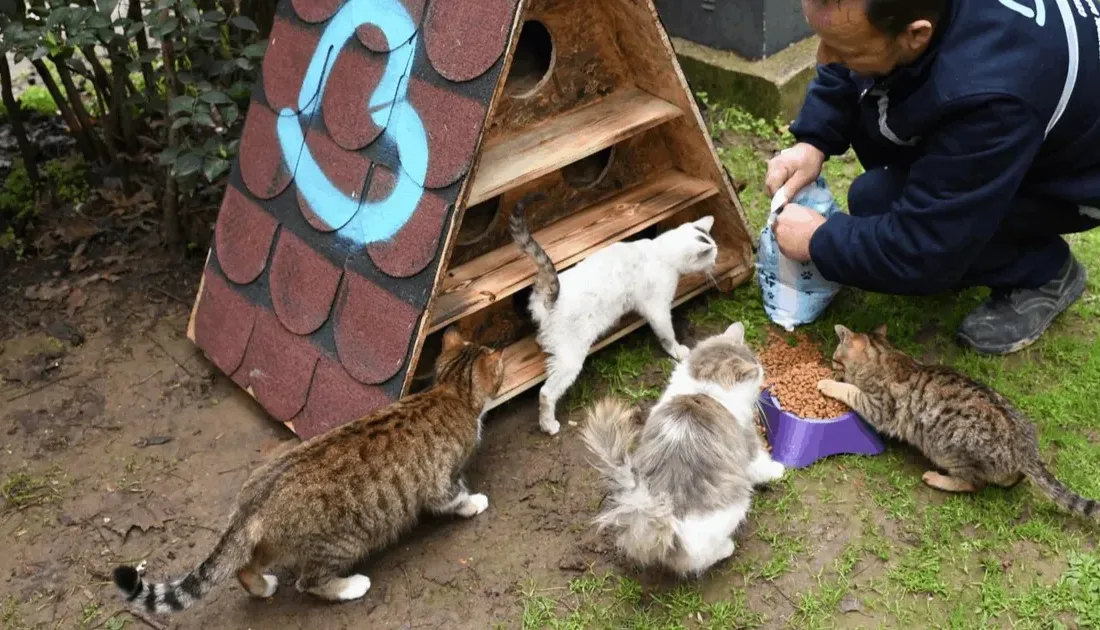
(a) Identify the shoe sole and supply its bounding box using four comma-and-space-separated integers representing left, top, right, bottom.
956, 263, 1088, 355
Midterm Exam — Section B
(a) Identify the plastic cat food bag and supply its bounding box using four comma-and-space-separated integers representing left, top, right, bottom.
756, 176, 842, 331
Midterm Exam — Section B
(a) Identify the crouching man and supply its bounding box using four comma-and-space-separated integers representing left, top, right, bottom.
768, 0, 1100, 354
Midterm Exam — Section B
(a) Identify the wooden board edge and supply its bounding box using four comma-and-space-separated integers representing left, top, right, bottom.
426, 174, 718, 333
604, 0, 756, 265
184, 248, 213, 344
641, 0, 755, 260
466, 88, 684, 206
399, 0, 532, 397
485, 261, 754, 410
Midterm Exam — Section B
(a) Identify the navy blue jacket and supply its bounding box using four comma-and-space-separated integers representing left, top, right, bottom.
793, 0, 1100, 294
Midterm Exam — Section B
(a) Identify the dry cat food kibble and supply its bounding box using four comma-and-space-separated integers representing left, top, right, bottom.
759, 332, 851, 419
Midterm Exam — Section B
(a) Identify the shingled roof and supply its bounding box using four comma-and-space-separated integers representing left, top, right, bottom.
190, 0, 521, 439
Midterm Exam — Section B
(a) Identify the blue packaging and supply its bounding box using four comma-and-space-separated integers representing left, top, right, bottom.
755, 176, 842, 331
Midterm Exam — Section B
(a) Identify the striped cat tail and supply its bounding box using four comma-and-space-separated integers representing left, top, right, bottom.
1023, 458, 1100, 522
508, 192, 559, 314
112, 516, 258, 614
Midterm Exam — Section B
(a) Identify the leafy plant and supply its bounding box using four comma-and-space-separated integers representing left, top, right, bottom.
0, 0, 274, 249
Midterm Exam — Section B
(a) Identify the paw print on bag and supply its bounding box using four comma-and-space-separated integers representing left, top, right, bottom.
754, 176, 842, 331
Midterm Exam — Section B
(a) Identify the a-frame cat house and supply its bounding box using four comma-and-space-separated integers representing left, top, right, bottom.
186, 0, 756, 439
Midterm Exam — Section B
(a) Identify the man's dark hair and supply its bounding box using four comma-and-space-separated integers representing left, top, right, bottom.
863, 0, 947, 36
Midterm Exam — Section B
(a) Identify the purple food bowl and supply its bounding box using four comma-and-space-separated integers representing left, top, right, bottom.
757, 388, 885, 469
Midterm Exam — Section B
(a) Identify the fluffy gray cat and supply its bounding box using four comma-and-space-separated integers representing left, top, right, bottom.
580, 322, 785, 576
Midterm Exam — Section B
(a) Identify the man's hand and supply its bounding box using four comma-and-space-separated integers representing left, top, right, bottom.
774, 203, 826, 262
766, 142, 826, 200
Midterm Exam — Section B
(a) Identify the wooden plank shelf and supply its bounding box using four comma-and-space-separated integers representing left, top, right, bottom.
485, 250, 752, 409
466, 86, 684, 205
429, 170, 718, 332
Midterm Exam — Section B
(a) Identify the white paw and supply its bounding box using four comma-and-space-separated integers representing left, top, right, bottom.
670, 344, 691, 361
457, 493, 489, 517
335, 575, 371, 601
261, 574, 279, 598
765, 460, 786, 481
540, 417, 560, 436
719, 539, 736, 560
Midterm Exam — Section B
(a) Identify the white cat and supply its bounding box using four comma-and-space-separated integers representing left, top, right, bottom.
580, 322, 785, 576
509, 193, 719, 435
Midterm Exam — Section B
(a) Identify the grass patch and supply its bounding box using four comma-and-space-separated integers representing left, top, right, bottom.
2, 596, 29, 630
520, 571, 765, 629
1, 467, 65, 511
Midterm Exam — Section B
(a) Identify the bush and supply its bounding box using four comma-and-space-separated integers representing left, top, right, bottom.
0, 0, 275, 250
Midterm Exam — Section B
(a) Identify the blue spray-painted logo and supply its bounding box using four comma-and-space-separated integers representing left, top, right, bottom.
276, 0, 428, 246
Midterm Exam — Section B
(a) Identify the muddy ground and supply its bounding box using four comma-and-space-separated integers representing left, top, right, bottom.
0, 250, 788, 630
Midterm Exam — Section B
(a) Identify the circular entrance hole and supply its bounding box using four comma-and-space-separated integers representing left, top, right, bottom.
504, 20, 554, 98
561, 146, 615, 189
456, 197, 500, 245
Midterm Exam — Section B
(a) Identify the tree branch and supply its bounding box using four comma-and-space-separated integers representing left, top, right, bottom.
0, 55, 39, 185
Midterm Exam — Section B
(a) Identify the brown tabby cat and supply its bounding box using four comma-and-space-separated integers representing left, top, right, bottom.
818, 324, 1098, 522
111, 328, 505, 614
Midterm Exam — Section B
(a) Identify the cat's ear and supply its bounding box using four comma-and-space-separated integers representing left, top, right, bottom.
693, 216, 715, 232
873, 323, 888, 338
724, 321, 745, 343
442, 327, 466, 352
834, 324, 852, 342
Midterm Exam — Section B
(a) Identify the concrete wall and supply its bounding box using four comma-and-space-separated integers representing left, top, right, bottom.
653, 0, 813, 60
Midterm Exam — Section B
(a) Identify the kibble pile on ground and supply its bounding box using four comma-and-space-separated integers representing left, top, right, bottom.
758, 332, 850, 419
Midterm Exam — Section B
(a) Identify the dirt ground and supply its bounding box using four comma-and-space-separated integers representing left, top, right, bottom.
6, 104, 1099, 630
0, 253, 760, 629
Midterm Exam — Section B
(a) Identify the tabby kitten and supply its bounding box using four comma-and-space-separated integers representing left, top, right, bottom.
819, 324, 1099, 521
112, 328, 505, 614
581, 322, 785, 576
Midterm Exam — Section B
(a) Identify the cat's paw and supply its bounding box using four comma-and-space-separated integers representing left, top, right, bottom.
817, 379, 843, 398
763, 460, 786, 482
458, 493, 489, 517
260, 574, 279, 598
540, 417, 561, 436
669, 344, 691, 362
335, 575, 371, 601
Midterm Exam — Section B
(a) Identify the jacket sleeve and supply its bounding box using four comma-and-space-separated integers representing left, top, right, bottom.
807, 95, 1045, 295
788, 63, 860, 157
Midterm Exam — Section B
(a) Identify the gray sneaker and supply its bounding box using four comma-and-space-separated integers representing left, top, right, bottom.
957, 254, 1087, 355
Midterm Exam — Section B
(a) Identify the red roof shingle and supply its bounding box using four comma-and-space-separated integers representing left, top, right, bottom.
232, 309, 321, 421
262, 17, 322, 112
424, 0, 515, 82
268, 230, 344, 335
238, 102, 294, 200
214, 187, 278, 285
191, 0, 520, 436
290, 0, 343, 23
321, 45, 389, 151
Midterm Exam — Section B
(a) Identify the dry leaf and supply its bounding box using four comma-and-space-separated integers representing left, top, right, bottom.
53, 218, 101, 245
69, 241, 90, 272
24, 282, 71, 301
66, 287, 87, 317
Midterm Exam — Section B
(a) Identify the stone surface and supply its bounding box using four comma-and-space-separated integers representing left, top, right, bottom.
654, 0, 812, 61
670, 35, 819, 122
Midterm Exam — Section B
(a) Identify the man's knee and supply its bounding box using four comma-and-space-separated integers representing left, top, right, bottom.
847, 167, 907, 218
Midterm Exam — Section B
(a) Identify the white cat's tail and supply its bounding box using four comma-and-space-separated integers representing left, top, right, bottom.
508, 192, 559, 315
581, 398, 678, 562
